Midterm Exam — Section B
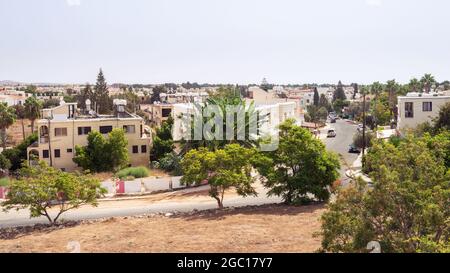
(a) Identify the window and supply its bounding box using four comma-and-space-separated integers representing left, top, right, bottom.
54, 128, 67, 137
54, 149, 61, 158
123, 125, 136, 134
43, 150, 49, 159
141, 145, 147, 153
100, 126, 113, 134
162, 108, 172, 118
78, 126, 91, 135
132, 145, 139, 154
405, 102, 414, 118
67, 148, 73, 153
423, 102, 432, 112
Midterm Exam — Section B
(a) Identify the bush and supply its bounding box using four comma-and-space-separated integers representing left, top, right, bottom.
0, 177, 8, 187
158, 153, 182, 175
116, 166, 150, 180
1, 134, 38, 171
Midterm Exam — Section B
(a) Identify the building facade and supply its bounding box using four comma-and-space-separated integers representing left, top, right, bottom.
27, 101, 151, 171
397, 93, 450, 131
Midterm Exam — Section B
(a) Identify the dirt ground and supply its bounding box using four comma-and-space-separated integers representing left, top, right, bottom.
0, 204, 325, 253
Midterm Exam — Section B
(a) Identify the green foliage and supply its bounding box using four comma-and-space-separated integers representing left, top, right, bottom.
332, 99, 350, 115
0, 177, 9, 187
94, 69, 112, 114
158, 152, 182, 175
43, 99, 61, 109
181, 144, 257, 208
116, 166, 150, 180
352, 131, 375, 150
333, 81, 346, 102
2, 161, 106, 224
0, 153, 11, 171
319, 94, 332, 112
1, 134, 38, 171
152, 117, 174, 161
73, 129, 129, 172
151, 85, 165, 103
321, 137, 449, 253
24, 96, 42, 134
0, 103, 17, 149
434, 102, 450, 131
313, 88, 320, 106
253, 119, 340, 204
305, 105, 328, 124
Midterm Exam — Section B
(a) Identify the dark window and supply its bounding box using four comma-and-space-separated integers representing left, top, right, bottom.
100, 126, 113, 134
78, 126, 91, 135
423, 102, 432, 112
61, 168, 66, 172
141, 145, 147, 153
405, 102, 414, 118
43, 150, 49, 158
123, 125, 135, 133
132, 145, 139, 154
162, 108, 172, 118
67, 148, 73, 153
54, 149, 61, 158
54, 128, 67, 137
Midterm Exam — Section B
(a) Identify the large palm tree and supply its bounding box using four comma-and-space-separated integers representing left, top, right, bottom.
24, 96, 42, 135
421, 74, 436, 93
0, 103, 17, 150
370, 82, 384, 128
408, 78, 421, 93
386, 79, 399, 122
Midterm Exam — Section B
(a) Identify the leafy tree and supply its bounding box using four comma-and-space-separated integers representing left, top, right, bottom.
152, 116, 175, 161
333, 81, 346, 102
158, 152, 182, 175
434, 101, 450, 131
319, 94, 332, 112
1, 134, 38, 171
208, 86, 241, 100
305, 105, 327, 127
313, 87, 320, 106
321, 138, 450, 253
2, 161, 106, 224
0, 103, 16, 149
385, 79, 399, 120
408, 78, 422, 93
78, 83, 94, 110
352, 131, 375, 150
181, 144, 257, 209
351, 83, 359, 100
43, 98, 61, 109
24, 96, 42, 135
332, 99, 349, 115
253, 119, 340, 204
150, 85, 165, 103
0, 153, 11, 173
73, 129, 129, 172
94, 69, 112, 114
421, 73, 436, 93
24, 85, 37, 95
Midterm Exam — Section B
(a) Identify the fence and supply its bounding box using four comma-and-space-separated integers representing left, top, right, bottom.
100, 176, 185, 196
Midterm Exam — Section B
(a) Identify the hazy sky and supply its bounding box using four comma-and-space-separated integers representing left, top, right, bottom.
1, 0, 449, 84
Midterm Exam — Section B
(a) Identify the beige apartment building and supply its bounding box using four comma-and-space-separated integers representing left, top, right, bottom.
397, 92, 450, 131
27, 100, 151, 171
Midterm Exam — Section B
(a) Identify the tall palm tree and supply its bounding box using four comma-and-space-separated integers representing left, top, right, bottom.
0, 103, 17, 150
386, 79, 399, 122
24, 96, 42, 135
408, 78, 421, 93
421, 74, 436, 93
12, 104, 26, 140
370, 82, 383, 128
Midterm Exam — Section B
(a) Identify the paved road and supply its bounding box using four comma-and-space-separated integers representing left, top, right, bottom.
323, 119, 359, 184
0, 185, 281, 228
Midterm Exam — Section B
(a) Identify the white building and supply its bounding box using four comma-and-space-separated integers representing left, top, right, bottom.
397, 92, 450, 131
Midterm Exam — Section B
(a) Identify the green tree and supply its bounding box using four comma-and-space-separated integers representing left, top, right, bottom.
0, 103, 16, 149
313, 87, 320, 106
421, 73, 436, 93
253, 119, 340, 204
408, 78, 422, 93
434, 101, 450, 131
0, 153, 11, 172
78, 83, 94, 110
321, 138, 450, 253
152, 116, 175, 161
333, 81, 346, 102
305, 105, 327, 127
181, 144, 257, 209
319, 94, 332, 112
385, 79, 399, 121
1, 134, 38, 171
332, 99, 349, 115
150, 85, 165, 103
2, 161, 106, 224
73, 129, 129, 172
94, 69, 112, 114
24, 96, 42, 135
352, 131, 375, 150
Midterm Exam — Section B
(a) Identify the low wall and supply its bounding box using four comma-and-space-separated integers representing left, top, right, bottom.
101, 176, 185, 195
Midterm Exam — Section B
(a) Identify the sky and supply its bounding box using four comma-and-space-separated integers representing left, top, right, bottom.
0, 0, 449, 85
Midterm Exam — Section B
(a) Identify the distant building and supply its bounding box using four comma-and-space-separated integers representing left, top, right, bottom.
397, 92, 450, 131
27, 100, 151, 172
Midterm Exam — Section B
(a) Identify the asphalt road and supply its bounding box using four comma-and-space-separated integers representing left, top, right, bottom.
323, 119, 359, 183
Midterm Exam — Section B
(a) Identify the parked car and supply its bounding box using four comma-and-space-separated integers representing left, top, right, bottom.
327, 129, 337, 138
349, 144, 361, 153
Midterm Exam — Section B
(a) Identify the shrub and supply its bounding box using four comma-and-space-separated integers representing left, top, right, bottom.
116, 166, 150, 180
158, 152, 182, 175
0, 177, 8, 187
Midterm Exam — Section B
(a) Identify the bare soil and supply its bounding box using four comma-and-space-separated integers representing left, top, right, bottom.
0, 204, 325, 253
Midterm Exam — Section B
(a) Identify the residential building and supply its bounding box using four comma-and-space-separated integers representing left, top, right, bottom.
27, 100, 151, 172
397, 92, 450, 131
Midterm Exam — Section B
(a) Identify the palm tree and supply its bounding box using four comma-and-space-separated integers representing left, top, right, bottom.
421, 74, 436, 93
12, 104, 26, 140
24, 96, 42, 135
0, 103, 17, 150
386, 79, 399, 122
408, 78, 421, 93
370, 82, 383, 129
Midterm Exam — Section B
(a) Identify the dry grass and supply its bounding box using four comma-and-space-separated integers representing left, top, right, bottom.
0, 204, 325, 253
